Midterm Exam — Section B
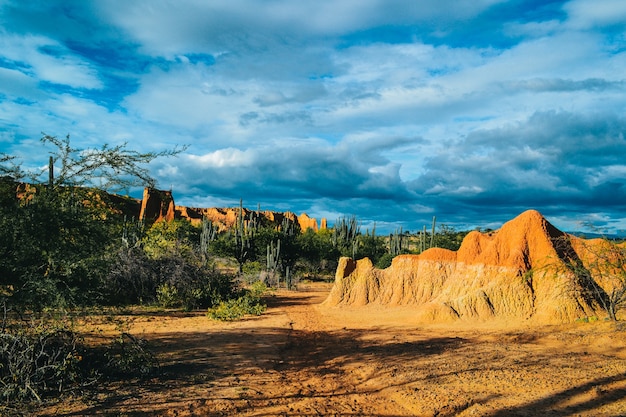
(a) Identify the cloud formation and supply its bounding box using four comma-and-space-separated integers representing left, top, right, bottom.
0, 0, 625, 235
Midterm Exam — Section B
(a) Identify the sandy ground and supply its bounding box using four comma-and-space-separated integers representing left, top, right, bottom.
38, 282, 626, 417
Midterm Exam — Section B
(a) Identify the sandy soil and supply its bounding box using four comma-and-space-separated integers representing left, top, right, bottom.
39, 282, 626, 417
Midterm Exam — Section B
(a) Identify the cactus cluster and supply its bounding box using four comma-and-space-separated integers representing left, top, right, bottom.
232, 199, 258, 272
332, 215, 360, 258
418, 216, 437, 253
388, 227, 406, 257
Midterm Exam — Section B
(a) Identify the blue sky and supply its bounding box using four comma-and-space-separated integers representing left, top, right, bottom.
1, 0, 625, 235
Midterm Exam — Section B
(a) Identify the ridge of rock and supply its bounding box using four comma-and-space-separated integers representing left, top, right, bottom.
139, 187, 325, 232
323, 210, 613, 324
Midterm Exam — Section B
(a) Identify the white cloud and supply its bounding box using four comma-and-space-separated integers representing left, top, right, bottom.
188, 148, 254, 168
0, 33, 103, 89
564, 0, 626, 29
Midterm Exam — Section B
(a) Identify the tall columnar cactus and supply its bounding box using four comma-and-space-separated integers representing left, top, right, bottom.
267, 239, 281, 286
121, 215, 144, 250
233, 199, 254, 273
200, 215, 217, 258
280, 216, 298, 236
389, 227, 404, 257
266, 239, 281, 271
333, 215, 361, 258
430, 216, 437, 249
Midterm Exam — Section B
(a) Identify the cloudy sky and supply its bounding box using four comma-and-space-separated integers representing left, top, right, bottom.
1, 0, 625, 235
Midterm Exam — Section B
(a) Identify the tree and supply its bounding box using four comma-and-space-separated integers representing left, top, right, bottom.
39, 134, 185, 191
563, 237, 626, 321
0, 134, 184, 310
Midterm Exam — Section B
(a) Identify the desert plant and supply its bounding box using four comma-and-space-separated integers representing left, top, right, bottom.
0, 324, 82, 403
333, 215, 360, 258
207, 291, 266, 321
101, 332, 159, 378
552, 235, 626, 321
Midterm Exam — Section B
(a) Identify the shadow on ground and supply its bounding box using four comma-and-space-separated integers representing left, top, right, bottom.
45, 292, 626, 416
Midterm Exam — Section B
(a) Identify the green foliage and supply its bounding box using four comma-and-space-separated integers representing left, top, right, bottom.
375, 253, 395, 269
333, 215, 360, 258
355, 234, 385, 264
156, 283, 180, 308
295, 228, 339, 277
436, 224, 469, 251
107, 247, 235, 310
0, 134, 183, 312
0, 186, 117, 310
207, 289, 267, 321
0, 316, 159, 407
142, 219, 199, 259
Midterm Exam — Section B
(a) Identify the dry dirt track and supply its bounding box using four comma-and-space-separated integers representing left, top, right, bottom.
42, 282, 626, 416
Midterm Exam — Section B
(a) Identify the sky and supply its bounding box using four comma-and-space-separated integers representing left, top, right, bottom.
1, 0, 625, 235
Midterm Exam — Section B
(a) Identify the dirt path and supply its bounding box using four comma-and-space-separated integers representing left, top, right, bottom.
41, 283, 626, 416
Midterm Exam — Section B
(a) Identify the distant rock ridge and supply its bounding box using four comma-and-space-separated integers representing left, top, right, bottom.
139, 187, 325, 232
323, 210, 617, 324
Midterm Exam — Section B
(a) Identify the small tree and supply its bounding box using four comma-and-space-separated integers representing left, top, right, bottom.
553, 235, 626, 321
572, 238, 626, 321
0, 133, 184, 310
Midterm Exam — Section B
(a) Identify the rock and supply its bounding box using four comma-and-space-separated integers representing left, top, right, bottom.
323, 210, 613, 324
139, 188, 175, 223
139, 187, 326, 232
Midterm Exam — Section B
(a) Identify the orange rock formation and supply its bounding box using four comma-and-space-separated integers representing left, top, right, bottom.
139, 188, 175, 223
139, 187, 326, 232
324, 210, 619, 324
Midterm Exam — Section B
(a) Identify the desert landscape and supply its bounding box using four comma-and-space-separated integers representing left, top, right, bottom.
4, 3, 626, 416
37, 284, 626, 417
36, 211, 626, 417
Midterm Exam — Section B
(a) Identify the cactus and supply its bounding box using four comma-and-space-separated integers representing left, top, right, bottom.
267, 239, 281, 271
200, 215, 217, 258
267, 239, 281, 287
233, 199, 254, 273
389, 227, 404, 257
280, 216, 298, 236
431, 216, 437, 249
121, 215, 144, 249
333, 215, 361, 258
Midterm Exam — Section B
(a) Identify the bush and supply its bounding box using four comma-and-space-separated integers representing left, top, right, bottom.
375, 253, 395, 269
106, 249, 235, 310
0, 315, 159, 407
100, 332, 159, 378
0, 325, 82, 403
207, 282, 267, 321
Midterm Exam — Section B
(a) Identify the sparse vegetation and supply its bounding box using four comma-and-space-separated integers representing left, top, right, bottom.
207, 281, 268, 321
559, 236, 626, 321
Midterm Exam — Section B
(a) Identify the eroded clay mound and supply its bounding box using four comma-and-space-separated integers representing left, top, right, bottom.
323, 210, 614, 324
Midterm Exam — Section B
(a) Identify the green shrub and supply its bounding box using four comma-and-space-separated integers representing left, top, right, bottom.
156, 283, 179, 308
0, 308, 159, 406
207, 283, 267, 321
375, 253, 395, 269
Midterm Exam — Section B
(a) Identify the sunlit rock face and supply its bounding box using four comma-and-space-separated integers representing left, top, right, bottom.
139, 187, 326, 233
324, 210, 613, 324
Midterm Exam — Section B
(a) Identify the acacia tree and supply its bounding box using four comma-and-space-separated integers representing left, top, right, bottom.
0, 134, 184, 309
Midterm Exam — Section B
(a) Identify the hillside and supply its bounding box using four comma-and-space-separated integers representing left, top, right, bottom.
323, 210, 621, 323
139, 187, 325, 232
8, 181, 325, 233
